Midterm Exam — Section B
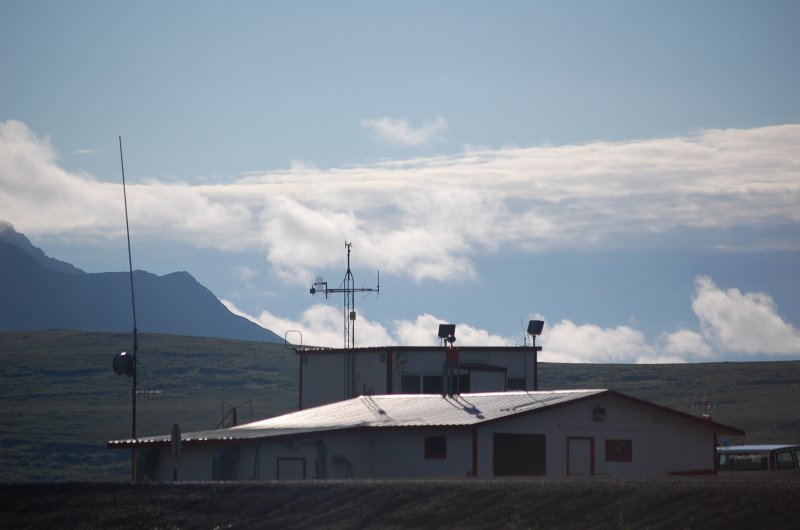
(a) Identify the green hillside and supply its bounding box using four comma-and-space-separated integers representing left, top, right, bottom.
1, 330, 798, 482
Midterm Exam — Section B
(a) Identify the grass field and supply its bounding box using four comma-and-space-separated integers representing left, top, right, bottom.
1, 330, 798, 482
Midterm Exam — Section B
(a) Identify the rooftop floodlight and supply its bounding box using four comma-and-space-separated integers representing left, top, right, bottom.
527, 319, 545, 336
438, 323, 456, 338
438, 324, 457, 345
526, 319, 544, 391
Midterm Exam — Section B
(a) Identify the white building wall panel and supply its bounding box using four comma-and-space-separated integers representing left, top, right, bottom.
301, 348, 538, 406
353, 351, 387, 396
302, 353, 346, 409
470, 371, 506, 393
369, 430, 473, 478
474, 395, 717, 477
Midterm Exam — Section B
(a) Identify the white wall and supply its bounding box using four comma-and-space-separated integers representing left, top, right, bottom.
144, 395, 719, 481
301, 352, 346, 409
303, 347, 536, 408
474, 395, 717, 477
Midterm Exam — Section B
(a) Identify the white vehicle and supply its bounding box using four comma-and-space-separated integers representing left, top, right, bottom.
717, 444, 800, 473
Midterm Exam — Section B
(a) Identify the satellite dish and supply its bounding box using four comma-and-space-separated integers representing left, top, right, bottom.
113, 351, 136, 377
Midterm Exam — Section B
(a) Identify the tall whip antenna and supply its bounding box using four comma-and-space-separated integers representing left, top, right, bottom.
117, 136, 138, 439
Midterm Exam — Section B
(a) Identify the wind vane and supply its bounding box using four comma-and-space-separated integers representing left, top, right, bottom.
310, 242, 380, 349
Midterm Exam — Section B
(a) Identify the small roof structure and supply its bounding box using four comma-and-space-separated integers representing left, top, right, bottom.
108, 389, 744, 449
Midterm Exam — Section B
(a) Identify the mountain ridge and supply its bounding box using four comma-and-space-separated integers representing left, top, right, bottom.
0, 222, 281, 342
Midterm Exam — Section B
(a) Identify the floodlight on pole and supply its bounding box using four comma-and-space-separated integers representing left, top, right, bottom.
437, 324, 457, 346
527, 319, 545, 391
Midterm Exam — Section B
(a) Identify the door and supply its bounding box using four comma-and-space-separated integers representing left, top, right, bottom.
276, 457, 306, 480
567, 437, 593, 476
493, 433, 547, 476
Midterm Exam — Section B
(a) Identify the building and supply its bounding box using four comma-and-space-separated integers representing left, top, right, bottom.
297, 345, 543, 409
108, 389, 744, 481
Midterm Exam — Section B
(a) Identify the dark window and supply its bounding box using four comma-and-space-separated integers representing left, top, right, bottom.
453, 374, 470, 393
401, 375, 444, 394
425, 436, 447, 459
422, 375, 443, 394
605, 439, 633, 462
507, 377, 526, 390
719, 453, 767, 471
212, 446, 241, 480
493, 433, 546, 476
776, 451, 796, 470
400, 374, 421, 393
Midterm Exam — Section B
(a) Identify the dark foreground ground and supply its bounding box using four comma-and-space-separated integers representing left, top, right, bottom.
2, 477, 799, 529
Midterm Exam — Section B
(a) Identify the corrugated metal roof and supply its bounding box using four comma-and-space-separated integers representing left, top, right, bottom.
108, 390, 606, 447
107, 389, 745, 449
239, 389, 605, 430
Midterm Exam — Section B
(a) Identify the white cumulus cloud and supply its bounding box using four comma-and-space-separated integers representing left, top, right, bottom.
691, 276, 800, 356
223, 275, 798, 363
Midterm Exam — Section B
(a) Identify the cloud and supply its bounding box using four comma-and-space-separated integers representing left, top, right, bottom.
540, 320, 654, 363
657, 329, 714, 359
361, 116, 448, 147
2, 120, 799, 283
221, 276, 800, 364
391, 313, 514, 347
72, 149, 96, 155
538, 277, 800, 363
691, 276, 800, 356
225, 275, 796, 363
222, 300, 395, 348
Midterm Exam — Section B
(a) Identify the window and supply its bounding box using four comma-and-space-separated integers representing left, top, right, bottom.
400, 374, 421, 393
448, 374, 470, 393
425, 436, 447, 459
422, 375, 443, 394
776, 451, 796, 470
493, 433, 546, 476
605, 439, 632, 462
507, 377, 526, 390
400, 374, 443, 394
719, 453, 767, 471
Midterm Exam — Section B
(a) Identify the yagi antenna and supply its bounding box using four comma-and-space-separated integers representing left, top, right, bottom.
112, 135, 139, 441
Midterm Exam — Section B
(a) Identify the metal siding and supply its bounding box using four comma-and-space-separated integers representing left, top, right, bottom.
469, 370, 506, 392
301, 347, 538, 408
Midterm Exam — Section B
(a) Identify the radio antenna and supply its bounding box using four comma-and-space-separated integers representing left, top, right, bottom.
112, 136, 139, 441
310, 242, 380, 349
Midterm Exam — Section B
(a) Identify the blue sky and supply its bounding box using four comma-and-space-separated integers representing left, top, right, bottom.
2, 1, 799, 362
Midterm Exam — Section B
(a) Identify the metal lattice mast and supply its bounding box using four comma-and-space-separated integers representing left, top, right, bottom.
310, 241, 380, 350
343, 243, 355, 348
310, 242, 379, 398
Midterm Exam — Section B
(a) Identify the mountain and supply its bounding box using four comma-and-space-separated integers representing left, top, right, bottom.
0, 220, 84, 274
0, 223, 282, 343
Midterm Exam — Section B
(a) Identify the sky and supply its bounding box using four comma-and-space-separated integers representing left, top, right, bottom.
1, 1, 799, 363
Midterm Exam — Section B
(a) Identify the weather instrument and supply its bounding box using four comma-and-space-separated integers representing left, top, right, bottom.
310, 241, 380, 350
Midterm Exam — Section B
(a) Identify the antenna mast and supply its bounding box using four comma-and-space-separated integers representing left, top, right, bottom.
116, 136, 138, 439
310, 242, 380, 349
